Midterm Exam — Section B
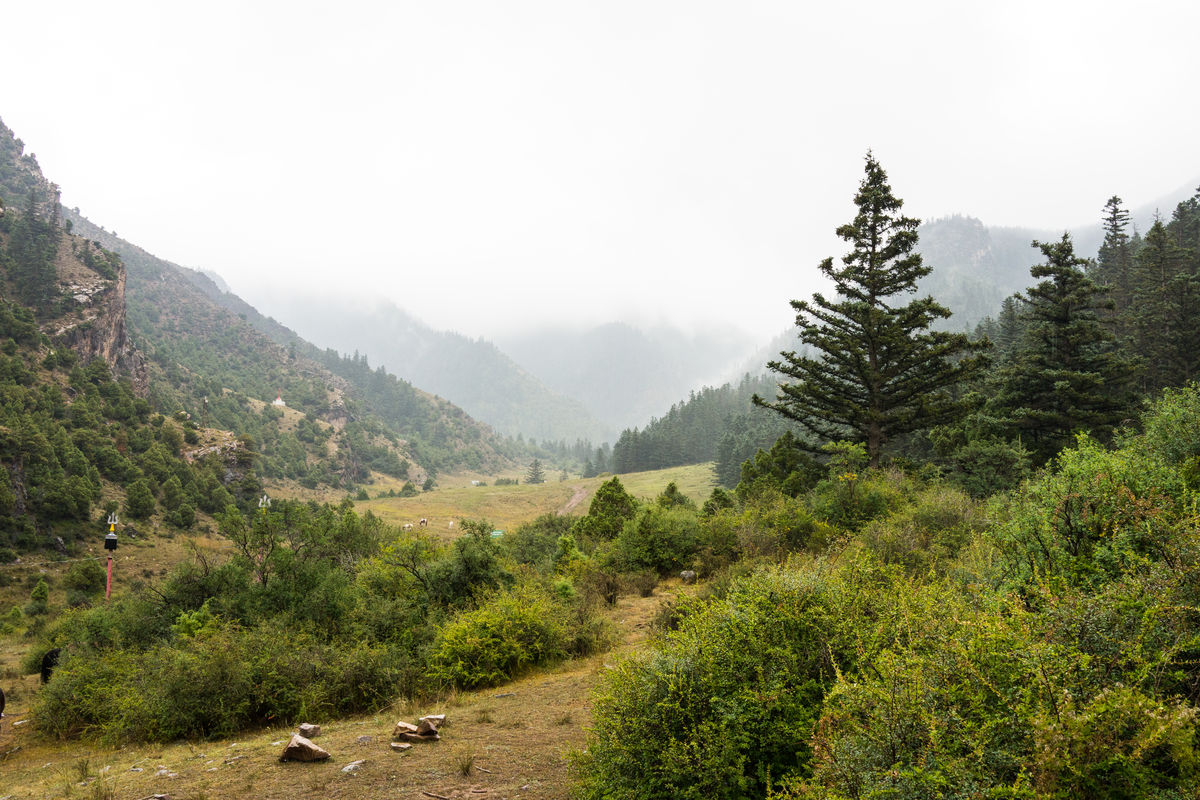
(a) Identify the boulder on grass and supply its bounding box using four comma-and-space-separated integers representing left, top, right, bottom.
279, 734, 330, 762
298, 722, 321, 738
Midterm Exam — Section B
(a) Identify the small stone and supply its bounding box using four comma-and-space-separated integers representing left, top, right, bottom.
392, 721, 419, 737
356, 735, 374, 745
279, 734, 331, 763
341, 760, 365, 774
397, 731, 439, 742
128, 767, 143, 773
298, 723, 321, 738
270, 740, 284, 746
390, 742, 412, 752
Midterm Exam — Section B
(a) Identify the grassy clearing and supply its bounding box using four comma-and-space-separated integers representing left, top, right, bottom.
358, 463, 718, 536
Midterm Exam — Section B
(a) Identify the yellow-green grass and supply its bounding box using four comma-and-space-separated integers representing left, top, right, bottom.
358, 462, 718, 537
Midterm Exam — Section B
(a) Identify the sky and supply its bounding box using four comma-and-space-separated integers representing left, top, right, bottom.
2, 0, 1198, 342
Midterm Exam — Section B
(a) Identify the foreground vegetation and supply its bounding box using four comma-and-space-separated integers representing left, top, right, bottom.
573, 385, 1200, 799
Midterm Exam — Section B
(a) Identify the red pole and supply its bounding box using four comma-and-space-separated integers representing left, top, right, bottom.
106, 556, 113, 600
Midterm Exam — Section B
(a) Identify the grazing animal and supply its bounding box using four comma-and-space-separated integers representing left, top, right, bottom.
1, 685, 5, 725
419, 518, 428, 528
41, 647, 62, 684
403, 523, 414, 531
679, 570, 698, 585
448, 520, 455, 529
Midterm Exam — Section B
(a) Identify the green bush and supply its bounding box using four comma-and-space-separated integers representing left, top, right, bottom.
859, 484, 983, 574
989, 434, 1185, 588
63, 558, 107, 606
610, 506, 700, 575
427, 582, 571, 689
573, 553, 898, 800
33, 622, 407, 743
808, 467, 908, 531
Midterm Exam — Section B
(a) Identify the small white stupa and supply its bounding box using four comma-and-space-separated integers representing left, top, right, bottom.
272, 389, 286, 407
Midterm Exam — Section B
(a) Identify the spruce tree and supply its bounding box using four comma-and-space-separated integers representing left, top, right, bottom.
1133, 218, 1198, 390
755, 153, 988, 466
991, 234, 1133, 463
525, 458, 545, 484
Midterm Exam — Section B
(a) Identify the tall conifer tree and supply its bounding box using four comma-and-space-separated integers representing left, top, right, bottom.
755, 153, 988, 466
991, 234, 1133, 463
1133, 218, 1198, 390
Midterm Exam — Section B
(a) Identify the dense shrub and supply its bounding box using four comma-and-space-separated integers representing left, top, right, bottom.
574, 552, 903, 800
859, 484, 983, 574
427, 581, 572, 689
63, 557, 107, 606
610, 506, 700, 575
989, 434, 1185, 588
33, 623, 408, 743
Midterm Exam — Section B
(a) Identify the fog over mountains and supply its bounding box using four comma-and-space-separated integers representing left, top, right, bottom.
228, 177, 1199, 445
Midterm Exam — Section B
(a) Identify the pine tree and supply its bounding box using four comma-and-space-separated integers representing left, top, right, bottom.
1132, 218, 1198, 390
525, 458, 545, 484
754, 153, 989, 466
1094, 196, 1135, 324
991, 234, 1133, 463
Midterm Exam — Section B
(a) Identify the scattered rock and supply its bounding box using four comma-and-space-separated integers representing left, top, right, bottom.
680, 570, 698, 584
417, 715, 445, 735
356, 735, 374, 745
270, 740, 284, 746
279, 734, 331, 762
390, 742, 413, 752
341, 760, 365, 774
128, 767, 143, 773
397, 731, 440, 743
393, 721, 419, 737
298, 722, 321, 738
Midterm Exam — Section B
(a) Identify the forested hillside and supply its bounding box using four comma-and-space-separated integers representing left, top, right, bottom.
247, 293, 611, 443
62, 209, 516, 480
0, 115, 520, 554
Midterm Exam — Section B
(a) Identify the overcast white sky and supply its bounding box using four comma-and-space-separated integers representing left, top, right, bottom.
3, 0, 1198, 341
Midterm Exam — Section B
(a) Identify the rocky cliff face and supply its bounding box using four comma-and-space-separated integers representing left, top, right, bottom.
45, 231, 148, 392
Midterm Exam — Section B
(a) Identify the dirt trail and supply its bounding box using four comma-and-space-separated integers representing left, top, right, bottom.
556, 484, 590, 516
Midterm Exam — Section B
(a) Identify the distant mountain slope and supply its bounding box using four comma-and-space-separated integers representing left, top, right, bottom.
249, 293, 611, 444
498, 322, 757, 433
916, 215, 1054, 331
60, 210, 514, 478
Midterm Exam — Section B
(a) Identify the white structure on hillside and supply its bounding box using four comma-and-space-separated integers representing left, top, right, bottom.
272, 389, 286, 407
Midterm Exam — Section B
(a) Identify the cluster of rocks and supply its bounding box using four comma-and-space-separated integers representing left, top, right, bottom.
393, 714, 444, 748
278, 716, 447, 763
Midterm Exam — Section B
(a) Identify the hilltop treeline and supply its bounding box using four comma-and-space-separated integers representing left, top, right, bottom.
611, 373, 794, 482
